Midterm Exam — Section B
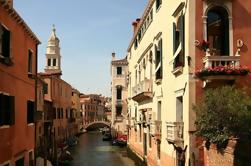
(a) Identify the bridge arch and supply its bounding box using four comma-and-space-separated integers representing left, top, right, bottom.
85, 121, 111, 130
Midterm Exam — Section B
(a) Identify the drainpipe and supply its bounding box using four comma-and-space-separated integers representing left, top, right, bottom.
34, 43, 38, 166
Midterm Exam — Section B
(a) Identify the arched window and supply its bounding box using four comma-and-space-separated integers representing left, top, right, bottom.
207, 6, 229, 56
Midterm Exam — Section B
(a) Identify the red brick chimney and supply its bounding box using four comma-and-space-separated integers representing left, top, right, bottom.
112, 52, 116, 61
1, 0, 13, 8
132, 18, 141, 34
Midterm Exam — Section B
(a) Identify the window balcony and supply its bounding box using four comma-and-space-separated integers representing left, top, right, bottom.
150, 120, 162, 139
166, 122, 184, 144
132, 79, 153, 102
115, 116, 123, 122
116, 99, 123, 106
195, 55, 249, 84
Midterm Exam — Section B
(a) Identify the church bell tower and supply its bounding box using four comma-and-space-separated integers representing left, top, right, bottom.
44, 25, 62, 76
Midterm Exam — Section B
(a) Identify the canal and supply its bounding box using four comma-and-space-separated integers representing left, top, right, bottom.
68, 131, 136, 166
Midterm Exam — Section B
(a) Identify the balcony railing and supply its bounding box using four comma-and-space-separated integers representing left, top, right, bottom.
132, 79, 153, 102
115, 116, 123, 122
203, 56, 240, 69
166, 122, 184, 143
150, 120, 162, 139
116, 99, 123, 106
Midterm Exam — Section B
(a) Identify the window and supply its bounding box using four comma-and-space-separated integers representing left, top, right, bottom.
27, 100, 35, 124
207, 6, 229, 56
0, 24, 10, 58
0, 94, 15, 125
53, 58, 56, 66
66, 108, 68, 118
156, 0, 162, 10
53, 107, 56, 119
43, 84, 48, 94
57, 108, 60, 119
173, 14, 185, 69
176, 96, 183, 122
134, 39, 138, 50
155, 39, 163, 80
157, 101, 161, 121
15, 157, 24, 166
116, 106, 122, 116
61, 108, 63, 119
28, 50, 33, 73
116, 87, 122, 100
117, 66, 122, 75
157, 140, 161, 159
47, 59, 51, 66
29, 151, 34, 166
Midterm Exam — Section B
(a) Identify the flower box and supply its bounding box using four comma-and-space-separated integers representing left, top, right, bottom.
195, 66, 250, 79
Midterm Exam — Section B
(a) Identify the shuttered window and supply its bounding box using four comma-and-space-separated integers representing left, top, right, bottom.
27, 100, 35, 124
0, 24, 11, 58
0, 94, 15, 125
155, 39, 163, 80
28, 50, 33, 73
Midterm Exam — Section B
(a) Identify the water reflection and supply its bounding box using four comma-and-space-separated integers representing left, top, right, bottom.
69, 131, 135, 166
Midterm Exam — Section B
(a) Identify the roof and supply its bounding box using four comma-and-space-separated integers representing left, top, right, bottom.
38, 72, 62, 77
111, 57, 128, 65
127, 0, 154, 51
0, 1, 41, 44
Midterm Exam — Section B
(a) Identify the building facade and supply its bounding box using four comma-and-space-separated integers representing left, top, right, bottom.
80, 94, 107, 127
127, 0, 251, 166
71, 88, 82, 135
111, 53, 128, 136
0, 0, 40, 165
39, 26, 73, 164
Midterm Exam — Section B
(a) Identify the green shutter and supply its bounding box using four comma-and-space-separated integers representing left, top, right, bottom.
180, 15, 185, 53
9, 96, 15, 125
159, 39, 163, 79
173, 23, 176, 55
180, 15, 185, 66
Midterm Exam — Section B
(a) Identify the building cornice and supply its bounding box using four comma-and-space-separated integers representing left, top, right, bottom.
0, 1, 41, 44
127, 0, 155, 51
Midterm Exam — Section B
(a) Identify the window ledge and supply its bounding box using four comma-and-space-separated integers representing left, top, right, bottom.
27, 123, 34, 126
156, 5, 162, 13
172, 66, 183, 76
155, 79, 162, 85
0, 125, 10, 129
0, 56, 13, 66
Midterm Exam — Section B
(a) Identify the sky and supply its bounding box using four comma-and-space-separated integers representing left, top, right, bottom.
14, 0, 148, 97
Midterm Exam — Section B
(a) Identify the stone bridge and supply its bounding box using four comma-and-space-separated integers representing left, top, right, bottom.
85, 120, 111, 130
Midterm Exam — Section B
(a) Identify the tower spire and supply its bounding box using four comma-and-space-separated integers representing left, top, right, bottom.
44, 25, 62, 76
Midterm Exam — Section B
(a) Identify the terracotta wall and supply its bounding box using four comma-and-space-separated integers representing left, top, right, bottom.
0, 3, 38, 165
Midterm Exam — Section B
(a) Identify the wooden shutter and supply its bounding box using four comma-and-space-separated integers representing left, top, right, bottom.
159, 39, 163, 79
9, 96, 15, 125
180, 15, 185, 52
0, 94, 4, 125
180, 15, 185, 66
173, 23, 176, 55
3, 95, 9, 125
2, 27, 10, 58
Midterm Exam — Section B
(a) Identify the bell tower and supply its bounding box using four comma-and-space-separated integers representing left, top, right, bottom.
44, 25, 62, 75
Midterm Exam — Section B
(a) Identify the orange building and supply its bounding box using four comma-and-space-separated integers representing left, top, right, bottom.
0, 0, 40, 165
80, 94, 106, 127
38, 26, 72, 164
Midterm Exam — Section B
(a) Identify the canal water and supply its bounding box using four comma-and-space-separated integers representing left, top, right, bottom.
68, 131, 136, 166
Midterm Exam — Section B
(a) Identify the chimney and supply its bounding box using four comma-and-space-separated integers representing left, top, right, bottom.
1, 0, 13, 8
132, 18, 141, 34
112, 52, 116, 61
